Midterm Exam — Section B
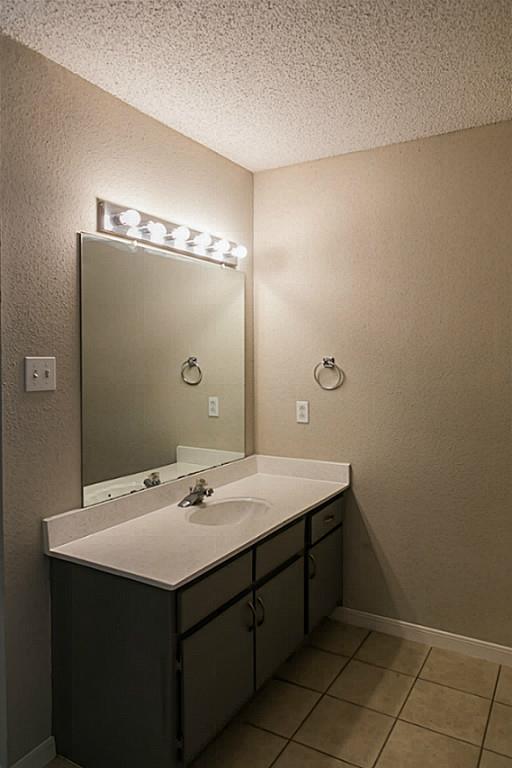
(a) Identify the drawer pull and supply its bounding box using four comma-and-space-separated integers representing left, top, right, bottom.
256, 597, 265, 626
323, 514, 335, 523
308, 553, 317, 580
247, 601, 257, 632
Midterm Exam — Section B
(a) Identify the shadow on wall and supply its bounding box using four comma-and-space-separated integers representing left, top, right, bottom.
343, 485, 417, 626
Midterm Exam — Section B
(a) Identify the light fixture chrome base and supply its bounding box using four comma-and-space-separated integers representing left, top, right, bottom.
97, 200, 247, 268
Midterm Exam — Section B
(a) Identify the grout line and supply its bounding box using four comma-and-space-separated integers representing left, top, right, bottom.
331, 654, 499, 703
483, 747, 512, 760
398, 717, 488, 749
476, 665, 502, 767
321, 692, 407, 720
267, 629, 374, 768
290, 736, 364, 767
414, 674, 497, 702
308, 641, 361, 659
491, 698, 512, 710
347, 656, 416, 679
321, 632, 372, 691
248, 632, 510, 768
397, 647, 432, 719
285, 628, 372, 745
371, 646, 433, 767
242, 722, 291, 740
274, 675, 334, 695
267, 736, 290, 768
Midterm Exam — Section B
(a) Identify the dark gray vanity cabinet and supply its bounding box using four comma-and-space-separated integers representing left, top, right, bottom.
180, 594, 255, 764
255, 556, 305, 689
51, 561, 178, 768
51, 493, 344, 768
307, 497, 344, 632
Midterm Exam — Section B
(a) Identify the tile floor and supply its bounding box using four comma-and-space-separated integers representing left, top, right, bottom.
47, 620, 512, 768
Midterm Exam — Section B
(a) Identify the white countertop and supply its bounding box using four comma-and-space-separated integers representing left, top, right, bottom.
44, 456, 350, 590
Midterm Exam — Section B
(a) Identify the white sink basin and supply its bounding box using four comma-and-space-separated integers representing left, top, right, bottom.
186, 497, 270, 526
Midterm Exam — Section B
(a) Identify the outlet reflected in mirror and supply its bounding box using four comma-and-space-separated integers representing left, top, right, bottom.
80, 233, 245, 506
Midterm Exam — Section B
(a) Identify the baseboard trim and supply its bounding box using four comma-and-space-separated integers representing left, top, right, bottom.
10, 737, 55, 768
333, 607, 512, 666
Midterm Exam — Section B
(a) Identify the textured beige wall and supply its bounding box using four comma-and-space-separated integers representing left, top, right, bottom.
254, 121, 512, 646
82, 236, 245, 486
0, 36, 253, 764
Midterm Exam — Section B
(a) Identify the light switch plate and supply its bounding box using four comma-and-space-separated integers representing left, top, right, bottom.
208, 396, 219, 417
296, 400, 309, 424
25, 357, 57, 392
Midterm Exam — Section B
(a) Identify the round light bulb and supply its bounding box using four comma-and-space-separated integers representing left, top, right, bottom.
213, 238, 231, 254
147, 221, 167, 241
119, 209, 141, 227
232, 244, 248, 259
171, 225, 191, 242
193, 231, 213, 248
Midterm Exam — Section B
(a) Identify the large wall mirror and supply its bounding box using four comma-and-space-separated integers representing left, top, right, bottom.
80, 233, 245, 506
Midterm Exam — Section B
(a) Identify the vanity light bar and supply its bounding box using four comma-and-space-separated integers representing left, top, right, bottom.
97, 200, 248, 267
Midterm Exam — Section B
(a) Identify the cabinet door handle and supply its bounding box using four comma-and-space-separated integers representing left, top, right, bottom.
308, 553, 317, 580
256, 597, 265, 626
247, 601, 257, 632
323, 514, 335, 523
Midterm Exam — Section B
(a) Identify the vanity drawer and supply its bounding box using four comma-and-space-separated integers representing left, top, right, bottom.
178, 551, 253, 633
310, 496, 344, 544
255, 519, 305, 581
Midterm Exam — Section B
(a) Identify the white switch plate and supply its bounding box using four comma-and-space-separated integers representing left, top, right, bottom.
25, 357, 57, 392
296, 400, 309, 424
208, 396, 219, 417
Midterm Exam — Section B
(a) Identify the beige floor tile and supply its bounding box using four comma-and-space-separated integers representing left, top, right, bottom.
356, 631, 429, 675
420, 647, 499, 698
308, 619, 369, 657
496, 666, 512, 706
239, 679, 320, 738
274, 741, 354, 767
192, 722, 286, 768
277, 646, 349, 692
400, 679, 490, 745
376, 720, 480, 768
485, 702, 512, 757
329, 659, 414, 716
480, 751, 512, 768
294, 694, 394, 768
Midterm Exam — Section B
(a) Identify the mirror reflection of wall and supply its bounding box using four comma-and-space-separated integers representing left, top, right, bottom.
81, 234, 245, 506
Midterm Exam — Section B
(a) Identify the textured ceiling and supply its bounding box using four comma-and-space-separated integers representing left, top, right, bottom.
2, 0, 511, 171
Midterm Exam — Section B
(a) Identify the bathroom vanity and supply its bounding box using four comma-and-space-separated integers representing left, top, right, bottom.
45, 456, 349, 768
45, 233, 351, 766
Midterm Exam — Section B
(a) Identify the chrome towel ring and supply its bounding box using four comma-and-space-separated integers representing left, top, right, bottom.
181, 356, 203, 385
313, 356, 345, 390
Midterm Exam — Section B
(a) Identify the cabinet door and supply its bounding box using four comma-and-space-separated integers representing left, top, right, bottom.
255, 557, 305, 689
181, 594, 255, 764
308, 527, 343, 632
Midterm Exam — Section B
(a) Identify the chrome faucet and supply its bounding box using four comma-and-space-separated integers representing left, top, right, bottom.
178, 478, 214, 507
143, 471, 161, 488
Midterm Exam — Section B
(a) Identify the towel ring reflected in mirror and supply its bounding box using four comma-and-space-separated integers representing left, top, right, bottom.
181, 356, 203, 385
313, 356, 345, 390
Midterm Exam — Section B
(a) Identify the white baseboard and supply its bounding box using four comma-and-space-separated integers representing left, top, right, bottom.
333, 607, 512, 666
10, 737, 55, 768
